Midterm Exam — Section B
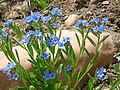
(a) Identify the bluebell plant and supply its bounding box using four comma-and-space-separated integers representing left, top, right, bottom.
0, 7, 111, 90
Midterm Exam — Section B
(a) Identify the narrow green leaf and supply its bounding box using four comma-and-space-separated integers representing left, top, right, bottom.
87, 36, 96, 47
56, 64, 63, 76
99, 35, 110, 44
77, 67, 83, 81
75, 33, 80, 48
84, 48, 91, 60
15, 49, 20, 63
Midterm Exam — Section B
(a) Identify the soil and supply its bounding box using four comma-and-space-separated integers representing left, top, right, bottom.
0, 0, 120, 89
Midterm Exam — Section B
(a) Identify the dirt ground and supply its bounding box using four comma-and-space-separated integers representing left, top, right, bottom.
0, 0, 120, 89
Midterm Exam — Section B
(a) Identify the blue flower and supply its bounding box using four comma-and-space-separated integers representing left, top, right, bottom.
66, 65, 72, 71
2, 64, 11, 73
74, 24, 79, 28
56, 11, 62, 16
9, 62, 16, 69
41, 52, 50, 60
99, 25, 105, 32
22, 36, 29, 44
12, 73, 19, 80
50, 72, 56, 79
58, 41, 65, 49
102, 18, 108, 24
46, 39, 51, 45
0, 35, 2, 40
31, 12, 41, 22
44, 70, 51, 80
23, 12, 41, 24
58, 37, 71, 49
77, 19, 82, 25
6, 72, 12, 78
97, 67, 106, 80
50, 34, 55, 39
50, 7, 58, 15
44, 70, 56, 80
52, 23, 58, 29
83, 20, 89, 26
90, 18, 100, 23
2, 28, 8, 36
90, 18, 96, 23
34, 30, 43, 39
4, 19, 13, 27
93, 26, 99, 32
46, 35, 59, 46
23, 16, 33, 24
95, 18, 100, 23
41, 15, 51, 22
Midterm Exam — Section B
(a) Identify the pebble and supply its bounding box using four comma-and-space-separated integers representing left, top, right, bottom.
65, 14, 78, 26
102, 1, 110, 5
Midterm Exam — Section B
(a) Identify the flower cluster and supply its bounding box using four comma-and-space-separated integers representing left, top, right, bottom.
22, 30, 43, 44
4, 19, 13, 27
3, 62, 19, 80
50, 7, 62, 17
74, 17, 108, 33
23, 12, 41, 24
58, 37, 71, 49
41, 52, 50, 60
97, 67, 106, 80
44, 70, 56, 80
46, 34, 59, 46
0, 28, 8, 40
66, 65, 72, 71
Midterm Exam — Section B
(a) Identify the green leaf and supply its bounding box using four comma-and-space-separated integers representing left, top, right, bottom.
15, 49, 20, 63
84, 48, 91, 60
56, 64, 63, 76
77, 67, 83, 81
75, 33, 80, 48
99, 35, 110, 44
27, 44, 34, 57
15, 86, 26, 90
87, 36, 96, 47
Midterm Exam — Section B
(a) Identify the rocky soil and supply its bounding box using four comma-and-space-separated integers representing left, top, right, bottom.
0, 0, 120, 89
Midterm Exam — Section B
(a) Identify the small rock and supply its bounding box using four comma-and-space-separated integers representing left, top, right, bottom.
7, 11, 19, 19
65, 14, 78, 26
43, 10, 49, 15
102, 1, 110, 5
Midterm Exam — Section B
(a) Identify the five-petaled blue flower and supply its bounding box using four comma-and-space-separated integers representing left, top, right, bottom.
12, 73, 19, 80
74, 24, 80, 28
97, 67, 106, 80
56, 11, 62, 16
41, 15, 51, 22
44, 70, 56, 80
22, 36, 29, 44
93, 26, 99, 32
46, 34, 59, 46
41, 52, 50, 60
77, 19, 82, 25
34, 30, 43, 39
4, 19, 13, 27
83, 20, 89, 26
66, 65, 72, 71
50, 7, 58, 15
102, 18, 108, 24
50, 72, 56, 79
52, 23, 58, 29
99, 25, 105, 32
58, 37, 71, 49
